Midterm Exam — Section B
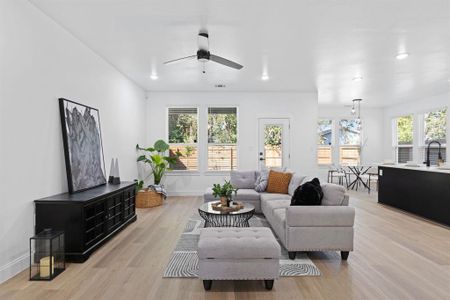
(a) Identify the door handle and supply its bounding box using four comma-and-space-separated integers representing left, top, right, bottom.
259, 158, 265, 161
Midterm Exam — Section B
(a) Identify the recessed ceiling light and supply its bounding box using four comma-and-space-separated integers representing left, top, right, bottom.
352, 76, 363, 82
396, 52, 409, 60
261, 74, 269, 81
150, 73, 158, 80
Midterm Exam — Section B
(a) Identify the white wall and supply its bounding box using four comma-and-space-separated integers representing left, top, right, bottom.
382, 92, 450, 162
146, 92, 318, 195
317, 106, 385, 180
0, 0, 146, 283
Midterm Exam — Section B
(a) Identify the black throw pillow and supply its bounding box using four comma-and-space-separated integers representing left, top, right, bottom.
290, 178, 323, 206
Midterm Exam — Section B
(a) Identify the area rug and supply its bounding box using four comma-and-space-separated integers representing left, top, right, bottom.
163, 213, 321, 278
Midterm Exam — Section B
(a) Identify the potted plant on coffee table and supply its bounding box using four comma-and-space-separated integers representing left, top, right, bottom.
135, 140, 181, 208
212, 181, 237, 207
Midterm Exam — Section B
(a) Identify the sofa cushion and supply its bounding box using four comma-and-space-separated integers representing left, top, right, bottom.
265, 200, 290, 211
273, 208, 286, 227
270, 208, 287, 245
266, 170, 293, 194
230, 171, 257, 189
260, 193, 290, 216
198, 228, 280, 260
321, 183, 347, 206
260, 193, 291, 202
288, 174, 307, 196
233, 189, 260, 201
262, 200, 290, 221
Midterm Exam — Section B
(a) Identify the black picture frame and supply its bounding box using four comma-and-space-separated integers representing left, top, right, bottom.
59, 98, 107, 193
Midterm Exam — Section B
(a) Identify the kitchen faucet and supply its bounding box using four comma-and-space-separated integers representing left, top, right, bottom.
425, 140, 442, 167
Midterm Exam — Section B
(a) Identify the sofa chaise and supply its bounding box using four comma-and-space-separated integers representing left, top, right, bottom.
204, 170, 355, 260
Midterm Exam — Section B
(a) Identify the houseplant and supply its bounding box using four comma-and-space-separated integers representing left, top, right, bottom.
135, 140, 181, 208
136, 140, 180, 185
212, 181, 237, 207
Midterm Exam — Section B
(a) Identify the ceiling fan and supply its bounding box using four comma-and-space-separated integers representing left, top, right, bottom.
163, 30, 243, 72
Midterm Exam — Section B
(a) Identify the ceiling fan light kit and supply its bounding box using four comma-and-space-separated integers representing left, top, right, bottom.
164, 30, 244, 73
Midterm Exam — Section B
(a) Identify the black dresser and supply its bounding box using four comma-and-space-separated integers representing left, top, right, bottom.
34, 182, 137, 262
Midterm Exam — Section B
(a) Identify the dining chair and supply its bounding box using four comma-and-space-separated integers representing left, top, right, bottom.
328, 165, 349, 188
360, 166, 379, 194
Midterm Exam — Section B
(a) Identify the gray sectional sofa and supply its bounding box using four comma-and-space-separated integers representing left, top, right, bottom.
204, 170, 355, 260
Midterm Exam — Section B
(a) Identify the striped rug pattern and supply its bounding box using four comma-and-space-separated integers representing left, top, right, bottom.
163, 214, 321, 278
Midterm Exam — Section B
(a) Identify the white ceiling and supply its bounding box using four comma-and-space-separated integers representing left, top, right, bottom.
30, 0, 450, 107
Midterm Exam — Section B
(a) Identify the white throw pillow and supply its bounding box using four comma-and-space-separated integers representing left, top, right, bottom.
254, 167, 269, 192
288, 174, 307, 196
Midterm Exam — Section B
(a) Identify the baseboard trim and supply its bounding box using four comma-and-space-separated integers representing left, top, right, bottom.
0, 253, 29, 284
167, 191, 203, 197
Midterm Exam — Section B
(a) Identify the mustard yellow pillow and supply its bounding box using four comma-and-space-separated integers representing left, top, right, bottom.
266, 170, 293, 194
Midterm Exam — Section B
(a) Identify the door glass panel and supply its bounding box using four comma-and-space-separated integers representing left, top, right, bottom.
264, 125, 282, 168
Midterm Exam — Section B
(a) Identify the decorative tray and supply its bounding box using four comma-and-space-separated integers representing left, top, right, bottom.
211, 201, 244, 213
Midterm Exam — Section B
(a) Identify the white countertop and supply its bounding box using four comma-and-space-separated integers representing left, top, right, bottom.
379, 163, 450, 174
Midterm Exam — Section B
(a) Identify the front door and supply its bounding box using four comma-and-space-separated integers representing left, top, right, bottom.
258, 118, 290, 169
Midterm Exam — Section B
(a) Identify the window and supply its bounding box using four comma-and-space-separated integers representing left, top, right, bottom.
207, 107, 238, 171
264, 125, 283, 168
168, 108, 198, 170
394, 115, 413, 163
424, 108, 447, 144
317, 119, 333, 165
339, 119, 361, 165
422, 107, 447, 165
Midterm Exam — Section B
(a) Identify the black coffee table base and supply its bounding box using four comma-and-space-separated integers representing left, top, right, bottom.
198, 209, 254, 228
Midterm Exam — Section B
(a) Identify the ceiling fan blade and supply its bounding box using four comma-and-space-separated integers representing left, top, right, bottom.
163, 55, 196, 65
210, 54, 243, 70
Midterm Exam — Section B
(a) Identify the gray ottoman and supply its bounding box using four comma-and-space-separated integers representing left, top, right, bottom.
198, 227, 280, 290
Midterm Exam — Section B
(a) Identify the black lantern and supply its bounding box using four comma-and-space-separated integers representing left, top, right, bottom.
29, 229, 65, 281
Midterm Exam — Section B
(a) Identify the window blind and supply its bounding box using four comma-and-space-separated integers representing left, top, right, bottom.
168, 107, 197, 115
208, 107, 237, 114
397, 147, 413, 163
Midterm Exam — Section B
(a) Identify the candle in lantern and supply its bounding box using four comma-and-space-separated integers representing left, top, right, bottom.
40, 256, 54, 278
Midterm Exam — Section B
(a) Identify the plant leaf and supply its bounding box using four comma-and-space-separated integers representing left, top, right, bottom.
164, 157, 178, 164
154, 139, 169, 152
137, 155, 147, 162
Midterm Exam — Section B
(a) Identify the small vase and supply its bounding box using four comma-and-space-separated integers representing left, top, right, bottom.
220, 197, 227, 206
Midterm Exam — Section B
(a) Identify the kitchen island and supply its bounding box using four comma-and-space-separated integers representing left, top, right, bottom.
378, 164, 450, 226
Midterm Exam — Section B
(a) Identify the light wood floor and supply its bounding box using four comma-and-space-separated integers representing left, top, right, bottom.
1, 191, 449, 300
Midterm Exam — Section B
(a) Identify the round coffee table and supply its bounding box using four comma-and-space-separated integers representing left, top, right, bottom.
198, 201, 255, 227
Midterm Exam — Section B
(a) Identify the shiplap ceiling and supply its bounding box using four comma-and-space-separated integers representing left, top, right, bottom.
30, 0, 450, 106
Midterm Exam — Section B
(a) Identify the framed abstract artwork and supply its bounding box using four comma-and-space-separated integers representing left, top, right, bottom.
59, 98, 107, 193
